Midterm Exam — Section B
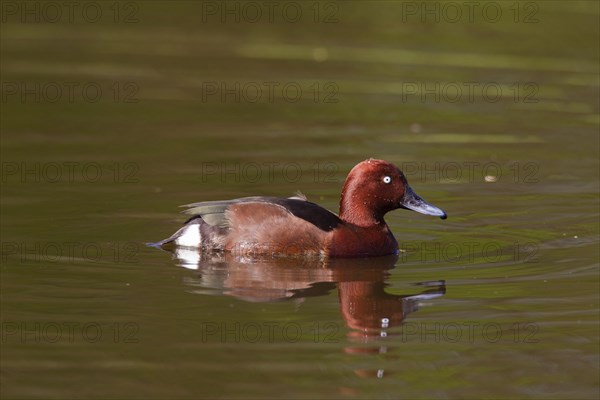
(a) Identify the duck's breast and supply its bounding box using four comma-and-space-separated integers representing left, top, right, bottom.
329, 224, 399, 257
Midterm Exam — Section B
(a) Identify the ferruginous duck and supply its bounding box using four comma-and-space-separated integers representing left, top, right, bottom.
154, 159, 447, 258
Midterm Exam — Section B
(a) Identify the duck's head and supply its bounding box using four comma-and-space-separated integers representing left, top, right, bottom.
339, 158, 447, 227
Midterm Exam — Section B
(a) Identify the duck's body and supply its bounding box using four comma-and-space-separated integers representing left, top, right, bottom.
157, 196, 399, 257
155, 159, 446, 258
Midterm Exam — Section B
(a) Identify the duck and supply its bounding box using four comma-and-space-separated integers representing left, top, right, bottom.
153, 158, 447, 258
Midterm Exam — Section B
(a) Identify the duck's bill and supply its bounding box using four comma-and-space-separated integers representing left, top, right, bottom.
400, 185, 447, 220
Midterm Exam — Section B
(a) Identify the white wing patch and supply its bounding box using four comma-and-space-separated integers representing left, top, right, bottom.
174, 224, 202, 248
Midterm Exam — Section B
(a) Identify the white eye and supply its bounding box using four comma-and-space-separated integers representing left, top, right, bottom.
383, 176, 392, 184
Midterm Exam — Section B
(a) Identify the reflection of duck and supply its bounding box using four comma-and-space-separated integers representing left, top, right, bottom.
152, 159, 446, 257
168, 250, 445, 331
165, 250, 446, 380
340, 279, 446, 338
338, 277, 445, 379
174, 250, 398, 302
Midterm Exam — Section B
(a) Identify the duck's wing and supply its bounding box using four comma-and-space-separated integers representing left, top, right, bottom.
181, 195, 341, 232
180, 197, 257, 228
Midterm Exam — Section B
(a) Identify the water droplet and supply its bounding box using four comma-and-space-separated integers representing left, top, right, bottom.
410, 123, 422, 133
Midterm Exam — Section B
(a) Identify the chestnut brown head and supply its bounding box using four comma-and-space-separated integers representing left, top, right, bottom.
339, 159, 446, 227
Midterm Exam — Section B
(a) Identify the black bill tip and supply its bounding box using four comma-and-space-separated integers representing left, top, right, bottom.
400, 185, 447, 220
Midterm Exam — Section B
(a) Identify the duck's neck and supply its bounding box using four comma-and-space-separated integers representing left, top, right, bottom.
339, 193, 384, 228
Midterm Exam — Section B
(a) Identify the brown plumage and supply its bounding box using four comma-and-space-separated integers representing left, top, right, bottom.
153, 159, 446, 258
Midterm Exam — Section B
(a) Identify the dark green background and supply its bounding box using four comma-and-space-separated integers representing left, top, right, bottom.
1, 1, 599, 399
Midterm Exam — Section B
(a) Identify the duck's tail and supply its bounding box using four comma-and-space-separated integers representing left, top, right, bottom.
147, 218, 203, 250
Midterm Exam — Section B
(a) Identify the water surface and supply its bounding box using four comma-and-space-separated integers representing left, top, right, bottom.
1, 1, 599, 399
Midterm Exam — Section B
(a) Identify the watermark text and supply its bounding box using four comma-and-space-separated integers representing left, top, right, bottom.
399, 82, 539, 103
196, 161, 540, 184
200, 1, 339, 23
400, 1, 540, 23
200, 321, 339, 343
1, 241, 140, 264
399, 241, 539, 264
1, 81, 139, 104
199, 81, 339, 103
1, 162, 140, 184
1, 321, 139, 343
1, 1, 140, 23
399, 322, 539, 343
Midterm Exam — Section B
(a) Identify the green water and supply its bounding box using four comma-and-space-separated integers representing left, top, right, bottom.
1, 1, 599, 399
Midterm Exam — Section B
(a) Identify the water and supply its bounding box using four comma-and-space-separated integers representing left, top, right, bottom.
1, 1, 599, 399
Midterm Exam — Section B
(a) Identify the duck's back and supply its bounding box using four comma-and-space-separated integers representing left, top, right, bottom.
158, 196, 342, 257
